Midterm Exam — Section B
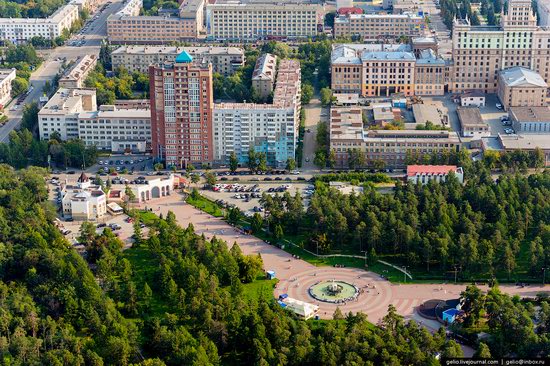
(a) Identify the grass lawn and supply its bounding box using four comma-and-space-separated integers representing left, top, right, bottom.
186, 195, 224, 217
123, 245, 169, 317
241, 276, 278, 302
134, 210, 160, 226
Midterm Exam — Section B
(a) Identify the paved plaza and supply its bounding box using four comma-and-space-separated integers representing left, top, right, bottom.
143, 194, 549, 326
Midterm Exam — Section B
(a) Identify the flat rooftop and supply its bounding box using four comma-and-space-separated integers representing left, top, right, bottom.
413, 103, 445, 126
60, 54, 96, 82
330, 107, 365, 141
509, 106, 550, 122
499, 134, 550, 150
112, 45, 244, 56
457, 106, 487, 127
40, 88, 96, 115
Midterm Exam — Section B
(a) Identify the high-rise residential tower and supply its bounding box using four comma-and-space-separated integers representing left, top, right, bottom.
149, 51, 214, 167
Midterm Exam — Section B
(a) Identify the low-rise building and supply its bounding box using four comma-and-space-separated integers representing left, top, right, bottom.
59, 55, 98, 89
78, 105, 151, 152
213, 59, 301, 167
412, 103, 448, 127
111, 45, 245, 75
0, 68, 16, 108
206, 0, 324, 41
61, 172, 107, 221
334, 12, 424, 41
252, 53, 277, 100
107, 0, 204, 44
0, 4, 79, 42
39, 88, 151, 152
460, 91, 486, 107
497, 67, 548, 111
494, 134, 550, 166
457, 107, 490, 138
509, 106, 550, 133
406, 165, 464, 184
330, 107, 461, 168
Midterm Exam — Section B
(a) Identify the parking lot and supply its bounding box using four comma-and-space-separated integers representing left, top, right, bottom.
94, 155, 154, 173
203, 182, 315, 214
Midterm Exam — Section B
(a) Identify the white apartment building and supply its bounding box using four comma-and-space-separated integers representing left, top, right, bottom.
0, 4, 79, 42
61, 173, 107, 221
78, 105, 151, 152
39, 88, 151, 152
0, 68, 16, 108
213, 59, 301, 167
59, 55, 98, 89
206, 0, 324, 40
39, 88, 97, 141
111, 45, 245, 75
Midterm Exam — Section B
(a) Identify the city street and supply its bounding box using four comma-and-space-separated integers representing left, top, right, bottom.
302, 96, 328, 170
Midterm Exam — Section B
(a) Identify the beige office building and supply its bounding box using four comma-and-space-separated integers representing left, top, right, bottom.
107, 0, 204, 44
330, 107, 461, 168
451, 0, 550, 93
334, 13, 424, 40
206, 0, 324, 41
252, 53, 277, 99
111, 45, 245, 75
331, 43, 416, 97
59, 55, 98, 89
414, 49, 446, 96
497, 67, 548, 111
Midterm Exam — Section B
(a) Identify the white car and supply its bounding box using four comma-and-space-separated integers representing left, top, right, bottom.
496, 103, 503, 110
500, 115, 509, 122
504, 128, 514, 134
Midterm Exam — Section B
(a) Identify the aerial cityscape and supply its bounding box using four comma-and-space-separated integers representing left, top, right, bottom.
0, 0, 548, 363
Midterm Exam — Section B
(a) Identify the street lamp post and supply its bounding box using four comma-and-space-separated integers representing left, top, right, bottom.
543, 267, 549, 286
403, 266, 408, 283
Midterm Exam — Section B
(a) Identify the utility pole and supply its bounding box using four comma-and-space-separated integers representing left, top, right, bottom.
543, 267, 549, 286
453, 265, 461, 284
403, 266, 408, 283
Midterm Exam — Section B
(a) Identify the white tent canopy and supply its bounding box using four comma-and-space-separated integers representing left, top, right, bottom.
283, 298, 319, 320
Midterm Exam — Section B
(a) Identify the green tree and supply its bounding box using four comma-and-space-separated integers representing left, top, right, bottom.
313, 151, 326, 170
285, 158, 296, 172
301, 83, 314, 104
320, 87, 333, 106
11, 77, 28, 97
154, 162, 164, 171
229, 151, 239, 172
474, 342, 492, 358
204, 171, 217, 186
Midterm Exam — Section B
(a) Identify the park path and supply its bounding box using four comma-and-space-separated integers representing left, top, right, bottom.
142, 194, 549, 326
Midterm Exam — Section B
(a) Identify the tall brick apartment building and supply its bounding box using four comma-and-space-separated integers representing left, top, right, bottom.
149, 51, 214, 168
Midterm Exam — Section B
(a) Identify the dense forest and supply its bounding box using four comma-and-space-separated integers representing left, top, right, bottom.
0, 164, 471, 364
457, 285, 550, 357
261, 168, 550, 282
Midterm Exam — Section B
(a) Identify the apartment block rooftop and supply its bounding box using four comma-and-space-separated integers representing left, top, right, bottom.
252, 53, 277, 81
40, 88, 96, 115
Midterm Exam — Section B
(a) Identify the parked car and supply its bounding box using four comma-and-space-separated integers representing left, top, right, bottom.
496, 102, 503, 110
